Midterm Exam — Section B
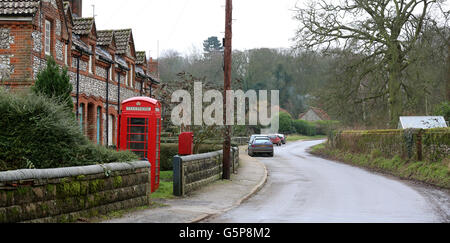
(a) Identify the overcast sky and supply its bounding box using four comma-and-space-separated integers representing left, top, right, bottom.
82, 0, 301, 59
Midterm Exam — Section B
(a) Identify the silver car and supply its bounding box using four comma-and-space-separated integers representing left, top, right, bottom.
248, 137, 274, 157
249, 135, 269, 144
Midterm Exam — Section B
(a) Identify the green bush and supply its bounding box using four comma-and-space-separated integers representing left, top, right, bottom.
32, 56, 74, 113
197, 144, 222, 154
314, 120, 341, 135
434, 101, 450, 123
293, 120, 317, 136
160, 144, 179, 171
292, 120, 341, 136
279, 112, 294, 134
159, 143, 223, 171
0, 89, 137, 171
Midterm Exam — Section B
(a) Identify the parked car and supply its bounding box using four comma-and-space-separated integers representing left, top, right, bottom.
268, 135, 282, 146
277, 134, 286, 144
248, 135, 270, 145
248, 137, 274, 157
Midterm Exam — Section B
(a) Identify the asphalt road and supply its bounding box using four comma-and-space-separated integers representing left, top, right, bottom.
205, 140, 450, 223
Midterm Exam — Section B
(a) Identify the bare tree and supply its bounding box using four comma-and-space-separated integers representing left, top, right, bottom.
154, 72, 225, 153
294, 0, 446, 127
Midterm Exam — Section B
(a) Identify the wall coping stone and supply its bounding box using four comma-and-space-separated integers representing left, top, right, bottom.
181, 150, 223, 162
0, 161, 150, 182
180, 147, 238, 162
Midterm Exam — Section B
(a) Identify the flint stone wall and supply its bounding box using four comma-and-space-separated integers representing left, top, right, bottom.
0, 161, 151, 223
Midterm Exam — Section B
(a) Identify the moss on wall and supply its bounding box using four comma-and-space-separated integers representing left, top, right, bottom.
0, 166, 151, 223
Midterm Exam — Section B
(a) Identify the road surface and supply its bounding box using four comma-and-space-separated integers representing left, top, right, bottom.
204, 140, 450, 223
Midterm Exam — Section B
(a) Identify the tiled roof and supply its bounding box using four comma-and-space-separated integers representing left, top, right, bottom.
0, 0, 40, 16
98, 29, 131, 54
136, 51, 146, 65
97, 30, 114, 46
312, 107, 331, 120
72, 17, 94, 35
113, 29, 132, 55
298, 107, 331, 121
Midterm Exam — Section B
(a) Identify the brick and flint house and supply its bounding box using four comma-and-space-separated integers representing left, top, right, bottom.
0, 0, 160, 146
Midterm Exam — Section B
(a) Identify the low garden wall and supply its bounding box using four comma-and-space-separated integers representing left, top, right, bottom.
0, 161, 151, 223
329, 128, 450, 162
173, 147, 239, 196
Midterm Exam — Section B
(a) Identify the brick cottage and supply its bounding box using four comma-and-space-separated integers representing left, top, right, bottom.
0, 0, 160, 146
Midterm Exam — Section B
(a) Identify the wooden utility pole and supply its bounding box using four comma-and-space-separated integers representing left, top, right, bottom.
223, 0, 232, 180
447, 42, 450, 101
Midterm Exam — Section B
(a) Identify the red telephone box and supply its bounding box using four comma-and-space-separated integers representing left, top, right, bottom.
118, 97, 162, 193
179, 132, 194, 155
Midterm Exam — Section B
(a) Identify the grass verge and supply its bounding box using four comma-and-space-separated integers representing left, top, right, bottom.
310, 143, 450, 189
286, 134, 327, 142
150, 171, 175, 200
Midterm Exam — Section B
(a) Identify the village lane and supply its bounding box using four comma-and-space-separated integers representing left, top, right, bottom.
204, 140, 450, 223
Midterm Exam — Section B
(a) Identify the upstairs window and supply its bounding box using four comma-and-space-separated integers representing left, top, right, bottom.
45, 20, 51, 56
130, 65, 134, 88
89, 46, 93, 74
64, 44, 68, 66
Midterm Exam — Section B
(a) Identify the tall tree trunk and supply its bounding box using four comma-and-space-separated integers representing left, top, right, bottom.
388, 51, 403, 128
447, 42, 450, 101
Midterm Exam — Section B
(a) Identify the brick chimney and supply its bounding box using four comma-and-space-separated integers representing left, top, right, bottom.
69, 0, 83, 17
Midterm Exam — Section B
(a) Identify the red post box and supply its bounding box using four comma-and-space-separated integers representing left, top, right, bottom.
179, 132, 194, 155
118, 97, 162, 193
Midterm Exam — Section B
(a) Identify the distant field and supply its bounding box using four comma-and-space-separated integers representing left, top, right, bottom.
286, 134, 327, 142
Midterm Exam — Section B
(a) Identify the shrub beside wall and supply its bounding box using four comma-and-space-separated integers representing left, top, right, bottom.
0, 161, 151, 223
173, 147, 239, 196
160, 144, 223, 171
0, 88, 137, 171
292, 120, 340, 136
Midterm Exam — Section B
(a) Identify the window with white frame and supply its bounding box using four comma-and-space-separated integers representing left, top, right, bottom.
88, 46, 93, 74
44, 20, 51, 56
108, 115, 115, 146
64, 44, 68, 66
130, 65, 134, 88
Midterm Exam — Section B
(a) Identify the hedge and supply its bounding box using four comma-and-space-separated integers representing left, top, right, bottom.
313, 128, 450, 188
293, 120, 317, 136
160, 143, 223, 171
329, 128, 450, 162
0, 89, 137, 171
